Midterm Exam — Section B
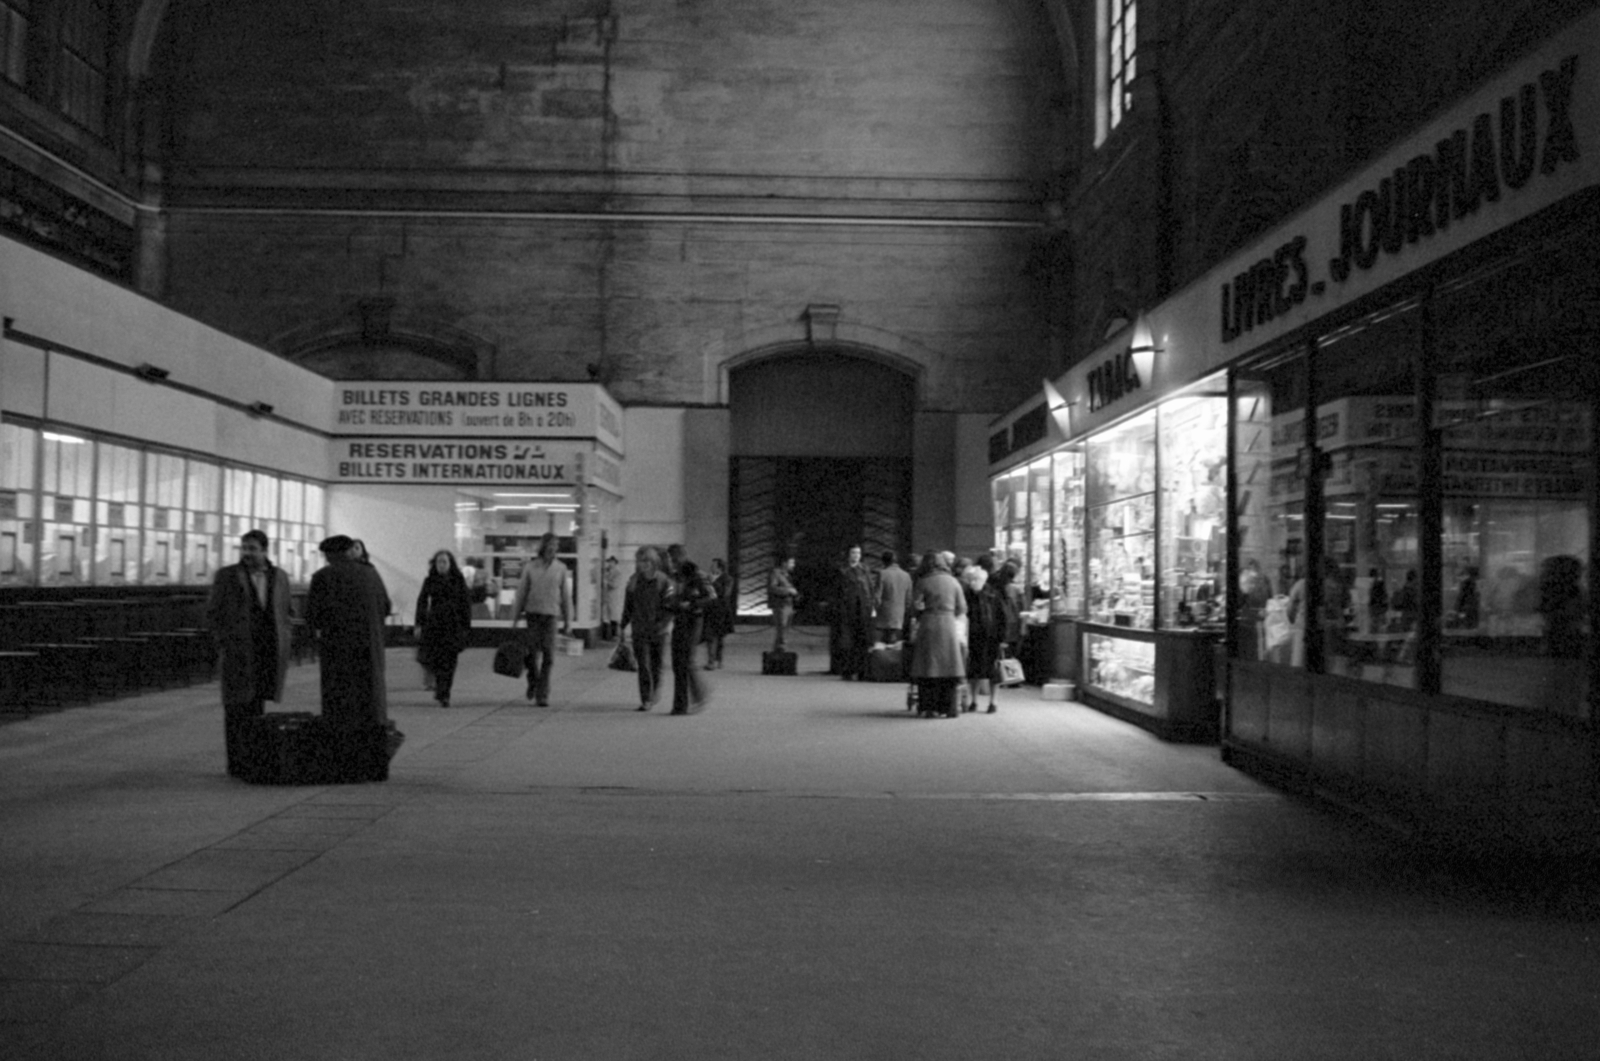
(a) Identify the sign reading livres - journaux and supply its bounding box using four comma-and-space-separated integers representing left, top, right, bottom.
331, 383, 624, 452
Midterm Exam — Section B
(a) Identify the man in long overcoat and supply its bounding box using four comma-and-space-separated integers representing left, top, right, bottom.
307, 535, 391, 729
206, 529, 294, 777
836, 544, 877, 680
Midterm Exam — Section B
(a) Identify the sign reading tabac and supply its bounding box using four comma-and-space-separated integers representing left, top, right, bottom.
331, 382, 624, 451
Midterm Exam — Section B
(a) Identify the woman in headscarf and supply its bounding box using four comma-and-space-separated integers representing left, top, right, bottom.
962, 555, 1005, 713
909, 550, 967, 718
414, 549, 473, 707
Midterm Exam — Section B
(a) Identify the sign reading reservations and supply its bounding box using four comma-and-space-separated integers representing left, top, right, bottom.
332, 440, 585, 485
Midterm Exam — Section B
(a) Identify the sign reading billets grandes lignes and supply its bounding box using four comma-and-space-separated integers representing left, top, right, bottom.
331, 382, 624, 450
328, 382, 624, 486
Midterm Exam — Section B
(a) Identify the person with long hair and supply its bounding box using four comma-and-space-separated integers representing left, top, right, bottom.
667, 545, 714, 714
704, 557, 735, 669
621, 545, 674, 711
414, 549, 473, 708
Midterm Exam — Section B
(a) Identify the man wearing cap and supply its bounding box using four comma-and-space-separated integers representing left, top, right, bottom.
206, 529, 294, 777
509, 531, 572, 706
306, 534, 392, 732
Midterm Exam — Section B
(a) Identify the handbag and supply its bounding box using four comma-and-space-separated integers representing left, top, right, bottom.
492, 639, 527, 679
994, 652, 1026, 687
608, 640, 636, 671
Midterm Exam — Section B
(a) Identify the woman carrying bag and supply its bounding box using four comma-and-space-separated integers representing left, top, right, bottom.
414, 550, 473, 708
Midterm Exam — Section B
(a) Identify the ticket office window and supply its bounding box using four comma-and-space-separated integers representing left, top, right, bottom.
186, 460, 221, 584
40, 430, 92, 585
94, 441, 140, 583
0, 422, 37, 585
1086, 411, 1156, 629
144, 451, 184, 583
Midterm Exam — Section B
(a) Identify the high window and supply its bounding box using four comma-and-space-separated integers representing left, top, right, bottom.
0, 0, 28, 85
57, 0, 109, 135
1096, 0, 1137, 145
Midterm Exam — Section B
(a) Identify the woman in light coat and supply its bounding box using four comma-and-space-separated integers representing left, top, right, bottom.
910, 551, 967, 718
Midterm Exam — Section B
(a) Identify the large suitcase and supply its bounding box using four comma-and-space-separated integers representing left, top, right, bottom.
865, 643, 905, 682
761, 650, 797, 676
238, 712, 404, 785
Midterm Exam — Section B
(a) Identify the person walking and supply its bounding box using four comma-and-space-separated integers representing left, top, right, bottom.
768, 555, 799, 652
414, 549, 473, 708
205, 529, 293, 777
306, 534, 392, 732
509, 532, 572, 707
704, 557, 735, 669
621, 546, 675, 711
910, 551, 967, 718
666, 545, 713, 714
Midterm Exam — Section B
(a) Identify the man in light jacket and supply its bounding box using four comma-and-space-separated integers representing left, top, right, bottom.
510, 532, 572, 706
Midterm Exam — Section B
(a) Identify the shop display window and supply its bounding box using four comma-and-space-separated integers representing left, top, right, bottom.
1085, 631, 1156, 705
1313, 314, 1423, 687
992, 467, 1028, 573
1086, 412, 1156, 628
1234, 349, 1306, 667
1429, 235, 1592, 719
1158, 386, 1227, 629
1024, 458, 1052, 613
1051, 448, 1084, 617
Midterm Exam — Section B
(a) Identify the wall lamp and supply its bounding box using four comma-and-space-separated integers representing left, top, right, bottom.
1128, 311, 1162, 387
134, 363, 170, 382
247, 401, 274, 416
1042, 378, 1077, 437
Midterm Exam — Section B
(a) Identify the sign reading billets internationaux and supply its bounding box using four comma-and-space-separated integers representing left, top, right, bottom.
328, 382, 624, 486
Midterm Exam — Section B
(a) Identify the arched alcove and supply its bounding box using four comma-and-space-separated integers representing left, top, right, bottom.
727, 348, 916, 625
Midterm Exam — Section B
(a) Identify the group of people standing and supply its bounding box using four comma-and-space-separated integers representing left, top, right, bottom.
823, 545, 1024, 717
619, 544, 733, 714
208, 530, 392, 778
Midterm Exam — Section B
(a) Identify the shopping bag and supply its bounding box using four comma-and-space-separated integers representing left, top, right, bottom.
608, 640, 636, 671
493, 639, 527, 679
1263, 597, 1293, 651
994, 654, 1026, 687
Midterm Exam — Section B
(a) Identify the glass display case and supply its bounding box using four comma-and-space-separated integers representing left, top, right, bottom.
1086, 412, 1156, 628
1158, 392, 1228, 629
1051, 447, 1084, 617
1024, 459, 1053, 605
1085, 631, 1156, 706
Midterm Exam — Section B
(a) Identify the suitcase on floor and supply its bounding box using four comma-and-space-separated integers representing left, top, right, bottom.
866, 644, 904, 682
237, 711, 333, 784
238, 713, 404, 785
762, 650, 797, 675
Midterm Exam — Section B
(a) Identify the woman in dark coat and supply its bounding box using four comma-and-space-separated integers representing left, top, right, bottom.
961, 557, 1004, 713
703, 557, 735, 669
414, 550, 473, 707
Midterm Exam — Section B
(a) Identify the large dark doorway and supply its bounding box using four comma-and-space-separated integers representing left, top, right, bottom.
730, 457, 911, 623
727, 349, 917, 621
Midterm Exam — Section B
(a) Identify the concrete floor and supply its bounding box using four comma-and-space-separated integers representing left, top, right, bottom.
2, 625, 1596, 1060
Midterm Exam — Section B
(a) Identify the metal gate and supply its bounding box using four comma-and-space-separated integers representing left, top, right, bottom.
730, 457, 911, 623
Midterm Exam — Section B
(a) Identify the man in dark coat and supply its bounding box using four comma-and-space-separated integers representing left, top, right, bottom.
306, 535, 391, 730
836, 544, 877, 681
206, 529, 294, 777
